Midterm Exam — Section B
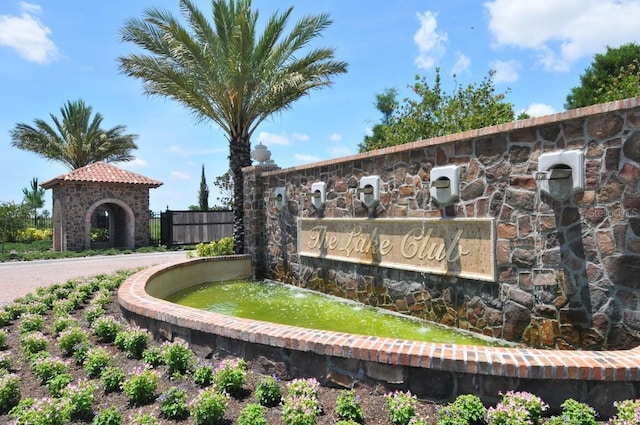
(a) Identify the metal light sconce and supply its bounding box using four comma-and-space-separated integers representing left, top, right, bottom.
304, 181, 326, 210
535, 150, 585, 200
430, 165, 460, 205
271, 187, 286, 210
357, 175, 381, 210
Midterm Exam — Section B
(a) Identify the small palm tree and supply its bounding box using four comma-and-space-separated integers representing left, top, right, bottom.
117, 0, 347, 253
22, 177, 45, 226
10, 99, 138, 170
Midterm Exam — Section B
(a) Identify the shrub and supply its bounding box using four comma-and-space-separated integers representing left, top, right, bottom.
213, 357, 247, 395
0, 329, 6, 349
19, 312, 44, 334
0, 352, 12, 371
255, 374, 282, 406
335, 389, 365, 423
0, 373, 20, 414
196, 236, 234, 257
30, 355, 69, 384
189, 388, 229, 425
9, 396, 70, 425
51, 315, 78, 336
84, 347, 113, 378
437, 394, 486, 425
130, 412, 158, 425
84, 305, 105, 326
62, 378, 96, 421
282, 394, 320, 425
158, 386, 189, 420
19, 331, 48, 357
193, 363, 214, 387
92, 406, 122, 425
609, 399, 640, 425
115, 326, 149, 359
122, 367, 159, 405
16, 227, 52, 242
91, 316, 122, 343
287, 378, 321, 401
100, 366, 125, 393
142, 346, 164, 367
46, 373, 73, 397
385, 390, 418, 425
161, 340, 194, 376
238, 403, 268, 425
486, 391, 549, 425
546, 398, 597, 425
57, 326, 88, 357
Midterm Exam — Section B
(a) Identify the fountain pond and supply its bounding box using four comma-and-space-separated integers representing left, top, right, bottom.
117, 255, 640, 418
165, 279, 513, 347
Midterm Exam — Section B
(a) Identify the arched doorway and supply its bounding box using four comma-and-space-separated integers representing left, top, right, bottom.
85, 198, 136, 249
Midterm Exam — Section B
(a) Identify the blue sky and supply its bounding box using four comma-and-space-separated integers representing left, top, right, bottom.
1, 0, 639, 212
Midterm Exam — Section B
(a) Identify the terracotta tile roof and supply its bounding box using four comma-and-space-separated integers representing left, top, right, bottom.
41, 161, 163, 189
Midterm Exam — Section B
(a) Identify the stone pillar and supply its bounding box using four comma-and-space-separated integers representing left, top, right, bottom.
243, 164, 279, 279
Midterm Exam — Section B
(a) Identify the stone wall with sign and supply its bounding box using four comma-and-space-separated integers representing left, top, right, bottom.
243, 98, 640, 350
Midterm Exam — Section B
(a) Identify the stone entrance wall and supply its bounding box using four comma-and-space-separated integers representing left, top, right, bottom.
243, 98, 640, 350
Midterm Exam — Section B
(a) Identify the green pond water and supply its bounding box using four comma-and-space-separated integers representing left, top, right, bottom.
165, 280, 513, 347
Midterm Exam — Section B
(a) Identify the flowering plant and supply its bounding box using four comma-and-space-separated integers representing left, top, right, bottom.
335, 389, 365, 422
385, 390, 418, 425
214, 357, 247, 395
255, 374, 282, 406
122, 367, 159, 405
486, 390, 548, 425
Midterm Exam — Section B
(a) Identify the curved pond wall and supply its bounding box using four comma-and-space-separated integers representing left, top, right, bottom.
118, 256, 640, 417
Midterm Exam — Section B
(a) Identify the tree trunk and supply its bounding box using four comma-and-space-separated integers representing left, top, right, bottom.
229, 136, 252, 254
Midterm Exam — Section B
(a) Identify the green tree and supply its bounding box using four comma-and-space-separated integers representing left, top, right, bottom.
0, 202, 31, 243
198, 164, 210, 211
565, 42, 640, 109
213, 170, 233, 210
9, 99, 138, 170
22, 177, 45, 226
117, 0, 347, 254
359, 69, 515, 152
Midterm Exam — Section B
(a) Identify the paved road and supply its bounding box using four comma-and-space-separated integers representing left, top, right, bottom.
0, 251, 188, 304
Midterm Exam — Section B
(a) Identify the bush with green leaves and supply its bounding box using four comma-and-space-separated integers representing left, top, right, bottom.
19, 331, 48, 357
335, 389, 365, 423
130, 412, 158, 425
161, 340, 194, 376
385, 390, 418, 425
91, 315, 122, 343
57, 326, 88, 357
282, 393, 321, 425
62, 378, 96, 421
214, 357, 247, 395
122, 367, 159, 405
0, 352, 12, 371
19, 312, 44, 334
92, 405, 122, 425
142, 346, 164, 367
609, 399, 640, 425
437, 394, 486, 425
193, 363, 214, 387
115, 326, 149, 359
238, 403, 268, 425
46, 373, 73, 397
51, 315, 78, 336
0, 373, 21, 414
10, 396, 70, 425
84, 304, 105, 326
84, 347, 114, 378
547, 398, 597, 425
158, 386, 189, 420
486, 391, 548, 425
100, 366, 126, 393
255, 374, 282, 406
190, 387, 229, 425
30, 355, 69, 384
0, 329, 6, 349
196, 236, 234, 257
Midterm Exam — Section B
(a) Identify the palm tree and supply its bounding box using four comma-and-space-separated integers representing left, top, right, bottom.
117, 0, 347, 254
10, 99, 138, 170
22, 177, 45, 226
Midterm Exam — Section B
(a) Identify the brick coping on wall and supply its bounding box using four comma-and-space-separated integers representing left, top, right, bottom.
118, 256, 640, 383
256, 97, 640, 176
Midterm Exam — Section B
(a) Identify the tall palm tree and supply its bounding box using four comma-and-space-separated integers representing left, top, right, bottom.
117, 0, 347, 254
10, 99, 138, 170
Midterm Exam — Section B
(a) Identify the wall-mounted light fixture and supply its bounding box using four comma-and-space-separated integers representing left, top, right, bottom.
304, 181, 327, 210
270, 187, 286, 210
535, 150, 584, 200
357, 176, 381, 210
430, 165, 460, 205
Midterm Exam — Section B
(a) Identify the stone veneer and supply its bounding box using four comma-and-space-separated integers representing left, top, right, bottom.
50, 182, 151, 250
243, 97, 640, 350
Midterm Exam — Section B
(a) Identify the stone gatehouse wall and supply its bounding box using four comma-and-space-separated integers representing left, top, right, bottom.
243, 97, 640, 350
51, 182, 151, 250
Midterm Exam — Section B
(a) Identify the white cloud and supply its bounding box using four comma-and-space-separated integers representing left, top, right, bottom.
524, 103, 556, 117
291, 133, 310, 142
294, 153, 321, 162
124, 158, 149, 168
452, 53, 471, 75
0, 3, 59, 64
170, 171, 191, 180
491, 60, 520, 83
329, 133, 342, 142
413, 11, 447, 70
485, 0, 640, 72
256, 131, 311, 146
166, 145, 224, 157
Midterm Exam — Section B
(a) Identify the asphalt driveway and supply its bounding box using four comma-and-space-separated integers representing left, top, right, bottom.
0, 251, 188, 304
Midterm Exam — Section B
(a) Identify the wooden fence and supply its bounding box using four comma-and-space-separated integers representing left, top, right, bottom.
160, 210, 233, 247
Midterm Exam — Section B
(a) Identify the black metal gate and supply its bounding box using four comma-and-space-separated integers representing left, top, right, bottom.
160, 210, 233, 247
